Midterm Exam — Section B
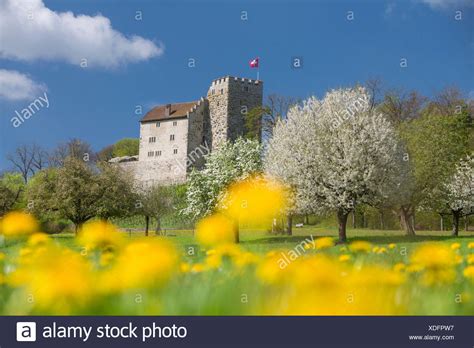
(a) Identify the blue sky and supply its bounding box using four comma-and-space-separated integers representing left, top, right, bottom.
0, 0, 473, 170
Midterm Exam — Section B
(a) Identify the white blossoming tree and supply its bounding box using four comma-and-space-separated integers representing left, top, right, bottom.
183, 138, 263, 220
265, 87, 400, 243
443, 155, 474, 236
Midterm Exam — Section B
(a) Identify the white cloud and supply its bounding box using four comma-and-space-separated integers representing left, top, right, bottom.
0, 0, 163, 68
418, 0, 474, 9
0, 69, 45, 101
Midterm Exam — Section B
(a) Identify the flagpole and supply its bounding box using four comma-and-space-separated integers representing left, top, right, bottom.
257, 70, 259, 81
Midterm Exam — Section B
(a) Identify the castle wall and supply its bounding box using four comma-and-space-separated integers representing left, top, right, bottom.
207, 76, 263, 150
186, 99, 209, 170
136, 117, 189, 185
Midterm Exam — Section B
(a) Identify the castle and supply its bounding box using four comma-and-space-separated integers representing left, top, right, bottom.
115, 76, 263, 186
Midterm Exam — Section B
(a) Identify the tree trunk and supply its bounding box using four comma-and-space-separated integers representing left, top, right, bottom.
465, 216, 469, 232
379, 210, 385, 230
286, 214, 293, 236
233, 218, 240, 243
145, 216, 150, 236
155, 217, 161, 236
440, 215, 444, 231
304, 214, 309, 225
399, 206, 415, 236
452, 210, 461, 237
337, 209, 349, 243
351, 211, 356, 228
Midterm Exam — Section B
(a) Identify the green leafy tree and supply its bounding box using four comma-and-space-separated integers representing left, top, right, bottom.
0, 172, 25, 216
53, 158, 102, 233
138, 185, 176, 236
396, 111, 470, 234
95, 163, 138, 220
112, 138, 139, 157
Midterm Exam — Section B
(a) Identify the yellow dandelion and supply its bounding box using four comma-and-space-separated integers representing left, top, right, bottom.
393, 263, 406, 272
463, 266, 474, 281
450, 243, 461, 251
468, 242, 474, 249
0, 211, 38, 237
99, 251, 115, 267
388, 243, 396, 249
101, 239, 179, 291
410, 244, 457, 269
410, 244, 457, 286
77, 220, 124, 251
180, 262, 191, 273
349, 241, 372, 253
27, 233, 50, 247
467, 254, 474, 265
377, 247, 387, 254
8, 246, 93, 314
196, 214, 236, 247
220, 177, 287, 226
313, 237, 335, 250
338, 254, 351, 262
191, 263, 205, 273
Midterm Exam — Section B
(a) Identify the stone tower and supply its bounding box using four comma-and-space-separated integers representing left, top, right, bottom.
206, 76, 263, 150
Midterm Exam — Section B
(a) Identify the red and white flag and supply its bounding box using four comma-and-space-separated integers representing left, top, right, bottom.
249, 57, 259, 68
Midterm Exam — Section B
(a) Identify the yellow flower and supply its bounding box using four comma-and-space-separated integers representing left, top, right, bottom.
27, 233, 50, 247
450, 243, 461, 250
0, 252, 5, 262
338, 254, 351, 262
77, 220, 124, 251
410, 244, 456, 269
463, 266, 474, 281
313, 237, 335, 250
191, 263, 205, 273
101, 239, 178, 291
410, 244, 457, 286
0, 211, 38, 237
349, 241, 372, 253
376, 247, 387, 254
196, 214, 236, 247
468, 242, 474, 249
99, 251, 115, 267
388, 243, 396, 249
393, 263, 406, 272
467, 254, 474, 265
220, 177, 287, 226
8, 246, 93, 314
180, 262, 191, 273
256, 252, 291, 284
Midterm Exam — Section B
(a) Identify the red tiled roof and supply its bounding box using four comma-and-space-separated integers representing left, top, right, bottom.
141, 101, 198, 122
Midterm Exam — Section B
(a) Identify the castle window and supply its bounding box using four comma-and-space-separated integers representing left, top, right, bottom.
173, 149, 178, 155
243, 86, 249, 92
147, 151, 154, 157
220, 89, 223, 95
156, 122, 160, 127
155, 150, 161, 156
149, 136, 156, 143
170, 134, 175, 141
173, 121, 178, 126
